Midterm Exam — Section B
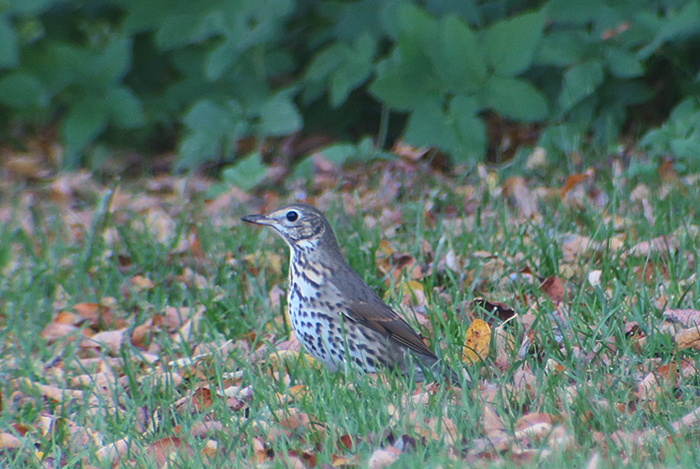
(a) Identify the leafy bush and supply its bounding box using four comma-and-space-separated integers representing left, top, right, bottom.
641, 97, 700, 172
1, 0, 699, 172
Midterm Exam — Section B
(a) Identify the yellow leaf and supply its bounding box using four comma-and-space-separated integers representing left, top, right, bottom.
267, 349, 321, 370
463, 319, 491, 363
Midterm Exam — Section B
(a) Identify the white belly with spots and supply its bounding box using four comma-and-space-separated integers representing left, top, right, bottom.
287, 265, 344, 371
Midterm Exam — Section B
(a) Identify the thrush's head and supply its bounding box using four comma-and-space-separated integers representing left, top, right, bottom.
241, 203, 339, 253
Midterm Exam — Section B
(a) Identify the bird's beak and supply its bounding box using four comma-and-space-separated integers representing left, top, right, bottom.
241, 213, 274, 226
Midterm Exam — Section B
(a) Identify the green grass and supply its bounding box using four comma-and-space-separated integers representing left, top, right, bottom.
1, 171, 699, 467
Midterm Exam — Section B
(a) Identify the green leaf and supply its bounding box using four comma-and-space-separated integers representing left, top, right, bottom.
329, 34, 376, 107
8, 0, 54, 15
483, 76, 548, 122
291, 155, 314, 180
222, 152, 267, 191
603, 47, 643, 78
535, 30, 591, 67
106, 87, 145, 128
177, 133, 223, 171
403, 95, 485, 162
545, 0, 604, 24
485, 11, 544, 76
258, 90, 302, 136
177, 99, 245, 170
184, 100, 234, 135
670, 136, 700, 161
318, 143, 357, 166
669, 97, 700, 124
305, 44, 347, 83
94, 37, 132, 85
558, 61, 604, 112
397, 3, 439, 66
0, 72, 48, 108
404, 102, 449, 149
592, 105, 626, 148
433, 15, 486, 93
449, 94, 486, 160
0, 15, 19, 68
640, 98, 700, 157
537, 123, 583, 155
638, 1, 700, 59
61, 97, 109, 166
205, 39, 238, 81
370, 50, 443, 111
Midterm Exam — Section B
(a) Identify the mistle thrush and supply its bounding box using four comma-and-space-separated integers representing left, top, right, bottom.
242, 203, 461, 384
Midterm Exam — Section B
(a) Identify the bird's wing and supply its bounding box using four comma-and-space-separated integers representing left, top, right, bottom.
327, 260, 438, 359
343, 299, 438, 359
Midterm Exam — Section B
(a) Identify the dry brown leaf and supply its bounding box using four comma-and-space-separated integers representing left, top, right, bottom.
55, 311, 80, 325
191, 387, 214, 411
561, 234, 598, 263
80, 328, 127, 354
482, 405, 508, 450
675, 327, 700, 350
479, 256, 507, 283
5, 154, 51, 178
252, 435, 270, 464
177, 267, 210, 289
663, 309, 700, 328
332, 453, 360, 467
584, 451, 602, 469
70, 371, 114, 394
588, 270, 602, 287
39, 322, 81, 343
0, 432, 22, 450
73, 302, 111, 327
146, 436, 194, 466
503, 176, 541, 221
628, 235, 678, 257
272, 407, 314, 435
284, 451, 308, 469
398, 280, 425, 308
514, 413, 556, 431
21, 379, 98, 406
560, 169, 593, 199
494, 324, 516, 369
392, 140, 430, 161
367, 447, 401, 469
171, 306, 205, 343
131, 317, 160, 349
243, 251, 283, 276
95, 437, 131, 463
201, 439, 218, 461
540, 276, 566, 305
129, 274, 155, 292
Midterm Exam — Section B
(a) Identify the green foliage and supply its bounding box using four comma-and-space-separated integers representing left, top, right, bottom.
641, 97, 700, 172
221, 151, 268, 191
1, 0, 699, 173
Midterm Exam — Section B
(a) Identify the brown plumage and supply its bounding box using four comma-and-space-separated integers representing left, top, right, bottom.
242, 203, 463, 384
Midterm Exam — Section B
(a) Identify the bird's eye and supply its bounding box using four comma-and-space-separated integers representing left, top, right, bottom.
286, 211, 299, 222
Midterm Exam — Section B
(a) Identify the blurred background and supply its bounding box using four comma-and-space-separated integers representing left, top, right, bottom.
1, 0, 699, 184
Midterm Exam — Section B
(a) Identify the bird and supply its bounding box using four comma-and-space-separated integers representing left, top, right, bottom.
242, 203, 462, 384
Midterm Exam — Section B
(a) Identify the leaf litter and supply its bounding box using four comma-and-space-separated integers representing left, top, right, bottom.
1, 147, 700, 467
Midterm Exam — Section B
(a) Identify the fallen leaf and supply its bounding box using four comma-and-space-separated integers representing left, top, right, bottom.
540, 276, 566, 305
463, 319, 491, 364
663, 309, 700, 328
367, 447, 401, 469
